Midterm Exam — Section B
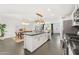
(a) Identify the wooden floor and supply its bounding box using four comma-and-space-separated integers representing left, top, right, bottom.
25, 34, 64, 55
0, 38, 24, 55
0, 33, 64, 55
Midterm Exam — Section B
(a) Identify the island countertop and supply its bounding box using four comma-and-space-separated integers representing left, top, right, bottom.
22, 31, 46, 36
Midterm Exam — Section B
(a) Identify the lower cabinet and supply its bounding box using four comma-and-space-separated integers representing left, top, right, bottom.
24, 32, 48, 53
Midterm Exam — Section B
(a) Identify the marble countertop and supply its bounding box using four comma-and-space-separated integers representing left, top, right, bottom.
22, 31, 46, 36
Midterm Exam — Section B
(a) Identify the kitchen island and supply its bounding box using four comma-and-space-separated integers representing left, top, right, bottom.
23, 31, 49, 53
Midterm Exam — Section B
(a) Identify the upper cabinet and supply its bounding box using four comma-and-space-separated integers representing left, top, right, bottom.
72, 5, 79, 26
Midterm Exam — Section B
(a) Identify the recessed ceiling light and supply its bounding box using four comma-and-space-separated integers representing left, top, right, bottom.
47, 8, 51, 11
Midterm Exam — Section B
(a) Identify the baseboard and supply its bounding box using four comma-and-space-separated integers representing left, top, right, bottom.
0, 36, 15, 40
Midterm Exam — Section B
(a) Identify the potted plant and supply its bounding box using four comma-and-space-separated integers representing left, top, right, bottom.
0, 24, 6, 37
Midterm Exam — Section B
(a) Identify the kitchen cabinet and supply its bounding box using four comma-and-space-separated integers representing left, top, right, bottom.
72, 6, 79, 26
24, 32, 48, 52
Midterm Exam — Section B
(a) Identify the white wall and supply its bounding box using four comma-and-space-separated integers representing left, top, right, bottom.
0, 4, 75, 38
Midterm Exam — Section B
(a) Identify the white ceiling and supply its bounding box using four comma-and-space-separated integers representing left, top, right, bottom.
0, 4, 76, 17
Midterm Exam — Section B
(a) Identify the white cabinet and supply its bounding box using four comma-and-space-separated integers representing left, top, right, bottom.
72, 5, 79, 26
24, 32, 48, 52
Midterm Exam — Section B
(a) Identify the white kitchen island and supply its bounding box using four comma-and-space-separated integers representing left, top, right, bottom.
23, 31, 49, 53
